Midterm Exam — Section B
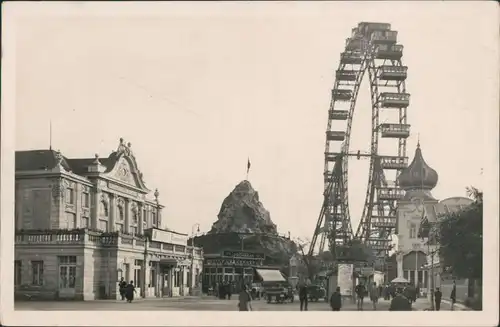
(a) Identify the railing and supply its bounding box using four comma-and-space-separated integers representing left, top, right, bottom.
15, 229, 203, 256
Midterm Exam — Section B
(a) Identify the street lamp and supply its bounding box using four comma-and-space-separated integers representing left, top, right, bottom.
190, 223, 200, 295
418, 217, 436, 310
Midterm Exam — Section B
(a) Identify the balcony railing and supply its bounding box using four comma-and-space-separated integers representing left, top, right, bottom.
15, 229, 203, 256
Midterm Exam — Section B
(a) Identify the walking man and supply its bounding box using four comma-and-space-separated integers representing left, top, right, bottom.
238, 284, 253, 311
299, 282, 308, 311
369, 282, 379, 310
434, 287, 442, 311
355, 281, 366, 311
118, 277, 127, 301
450, 280, 457, 311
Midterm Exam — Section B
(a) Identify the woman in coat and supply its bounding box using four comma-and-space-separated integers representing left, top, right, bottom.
125, 281, 137, 303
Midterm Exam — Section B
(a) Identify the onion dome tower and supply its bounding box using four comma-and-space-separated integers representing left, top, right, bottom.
398, 142, 439, 201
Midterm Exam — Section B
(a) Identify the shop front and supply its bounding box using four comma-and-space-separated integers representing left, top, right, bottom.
202, 250, 265, 293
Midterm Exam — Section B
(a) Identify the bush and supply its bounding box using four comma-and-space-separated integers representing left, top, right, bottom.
464, 297, 482, 310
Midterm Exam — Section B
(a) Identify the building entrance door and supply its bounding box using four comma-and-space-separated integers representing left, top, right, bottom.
58, 256, 77, 299
162, 268, 170, 297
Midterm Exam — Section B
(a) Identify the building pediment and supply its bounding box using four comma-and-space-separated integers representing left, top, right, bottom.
102, 138, 149, 192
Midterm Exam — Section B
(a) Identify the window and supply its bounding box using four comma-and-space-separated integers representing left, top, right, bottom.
31, 261, 44, 285
174, 245, 186, 253
134, 268, 142, 287
101, 201, 109, 217
152, 212, 157, 226
118, 206, 124, 221
131, 226, 138, 235
409, 223, 417, 239
59, 256, 77, 264
66, 188, 74, 204
143, 209, 147, 225
66, 212, 76, 229
58, 256, 77, 289
82, 192, 90, 208
99, 220, 108, 232
174, 270, 180, 287
15, 260, 22, 286
187, 267, 192, 286
150, 268, 156, 287
81, 217, 89, 229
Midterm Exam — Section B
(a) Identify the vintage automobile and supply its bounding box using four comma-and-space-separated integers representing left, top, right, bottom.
264, 282, 294, 304
307, 284, 327, 302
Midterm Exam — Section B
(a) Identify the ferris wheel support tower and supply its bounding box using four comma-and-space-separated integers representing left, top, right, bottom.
309, 22, 411, 261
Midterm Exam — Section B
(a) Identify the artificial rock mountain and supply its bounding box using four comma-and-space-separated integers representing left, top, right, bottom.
209, 180, 277, 234
193, 180, 296, 266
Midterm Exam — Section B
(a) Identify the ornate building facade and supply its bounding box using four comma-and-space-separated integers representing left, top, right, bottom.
14, 138, 203, 300
395, 143, 472, 299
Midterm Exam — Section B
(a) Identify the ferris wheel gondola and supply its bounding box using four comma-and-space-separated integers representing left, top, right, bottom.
309, 22, 411, 260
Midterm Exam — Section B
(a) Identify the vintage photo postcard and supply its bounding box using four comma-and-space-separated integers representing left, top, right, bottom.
1, 1, 498, 326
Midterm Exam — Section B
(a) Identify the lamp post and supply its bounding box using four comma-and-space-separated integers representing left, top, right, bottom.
419, 218, 436, 310
190, 223, 200, 295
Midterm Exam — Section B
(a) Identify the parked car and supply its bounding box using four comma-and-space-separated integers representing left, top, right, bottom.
307, 284, 327, 302
264, 282, 294, 304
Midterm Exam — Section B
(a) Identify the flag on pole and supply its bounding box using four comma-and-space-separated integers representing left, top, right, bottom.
247, 158, 251, 174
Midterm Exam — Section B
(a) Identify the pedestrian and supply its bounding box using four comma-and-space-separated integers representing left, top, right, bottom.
237, 284, 253, 311
125, 280, 136, 303
434, 287, 442, 311
382, 285, 389, 300
330, 286, 342, 311
219, 283, 225, 299
299, 282, 308, 311
355, 281, 366, 311
118, 277, 127, 301
378, 284, 383, 298
389, 288, 412, 311
227, 282, 233, 300
450, 280, 457, 311
369, 282, 379, 310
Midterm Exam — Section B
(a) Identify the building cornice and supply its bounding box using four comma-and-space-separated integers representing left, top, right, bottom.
16, 170, 93, 186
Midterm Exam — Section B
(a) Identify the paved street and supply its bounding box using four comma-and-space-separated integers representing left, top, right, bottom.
15, 296, 448, 311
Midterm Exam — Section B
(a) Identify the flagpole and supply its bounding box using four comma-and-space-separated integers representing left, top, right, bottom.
246, 158, 251, 181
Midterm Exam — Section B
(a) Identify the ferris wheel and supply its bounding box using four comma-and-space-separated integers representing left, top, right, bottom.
309, 22, 411, 259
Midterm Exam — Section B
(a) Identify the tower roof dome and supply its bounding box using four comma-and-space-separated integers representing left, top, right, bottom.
398, 142, 438, 191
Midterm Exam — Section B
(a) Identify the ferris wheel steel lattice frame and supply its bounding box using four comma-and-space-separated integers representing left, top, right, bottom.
309, 22, 411, 260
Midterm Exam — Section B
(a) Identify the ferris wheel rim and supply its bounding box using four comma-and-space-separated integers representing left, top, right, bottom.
315, 22, 410, 257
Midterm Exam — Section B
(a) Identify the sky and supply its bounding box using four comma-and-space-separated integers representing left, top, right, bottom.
13, 2, 498, 244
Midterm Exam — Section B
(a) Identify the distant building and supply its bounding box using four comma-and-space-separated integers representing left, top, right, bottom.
14, 138, 203, 300
395, 142, 473, 301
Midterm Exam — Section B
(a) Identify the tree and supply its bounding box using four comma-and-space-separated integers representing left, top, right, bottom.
333, 239, 376, 266
437, 186, 483, 280
295, 238, 322, 281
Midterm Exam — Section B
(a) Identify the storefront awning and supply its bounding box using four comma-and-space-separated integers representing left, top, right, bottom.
256, 269, 286, 282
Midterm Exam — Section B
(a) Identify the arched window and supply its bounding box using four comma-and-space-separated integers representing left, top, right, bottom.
101, 200, 109, 217
409, 223, 417, 239
118, 205, 124, 221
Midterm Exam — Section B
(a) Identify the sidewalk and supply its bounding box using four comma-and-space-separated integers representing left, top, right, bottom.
412, 297, 470, 311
